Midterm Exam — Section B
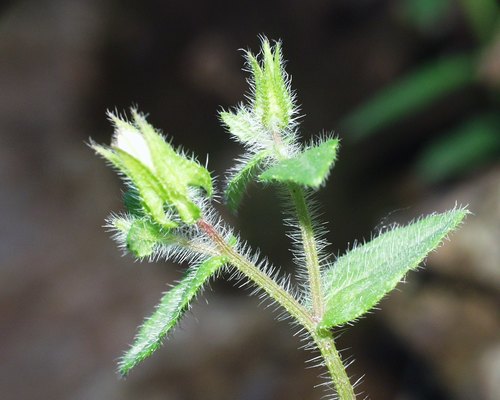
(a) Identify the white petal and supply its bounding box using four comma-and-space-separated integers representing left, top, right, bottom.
111, 118, 154, 170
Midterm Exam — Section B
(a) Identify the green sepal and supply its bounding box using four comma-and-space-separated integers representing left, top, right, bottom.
225, 151, 268, 212
319, 208, 469, 329
107, 214, 174, 258
94, 144, 178, 228
116, 149, 181, 228
118, 255, 228, 376
123, 188, 145, 217
131, 110, 213, 199
259, 139, 339, 188
247, 38, 294, 132
126, 219, 171, 258
110, 215, 133, 237
220, 108, 263, 144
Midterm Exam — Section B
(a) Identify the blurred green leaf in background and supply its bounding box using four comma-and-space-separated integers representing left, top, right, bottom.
342, 54, 477, 140
415, 114, 500, 183
342, 0, 500, 184
399, 0, 454, 33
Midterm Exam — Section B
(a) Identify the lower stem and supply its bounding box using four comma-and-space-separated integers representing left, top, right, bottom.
313, 331, 356, 399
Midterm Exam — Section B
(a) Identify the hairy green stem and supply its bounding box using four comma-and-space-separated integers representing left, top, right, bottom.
197, 219, 356, 399
197, 219, 314, 328
287, 187, 355, 399
313, 330, 356, 399
270, 128, 324, 317
288, 184, 325, 319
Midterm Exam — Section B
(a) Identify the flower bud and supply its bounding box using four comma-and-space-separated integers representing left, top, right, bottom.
92, 109, 212, 228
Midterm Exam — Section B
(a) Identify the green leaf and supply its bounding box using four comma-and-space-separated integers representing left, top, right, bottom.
119, 255, 228, 376
320, 208, 469, 329
225, 152, 268, 212
259, 139, 339, 188
342, 53, 477, 140
415, 114, 500, 183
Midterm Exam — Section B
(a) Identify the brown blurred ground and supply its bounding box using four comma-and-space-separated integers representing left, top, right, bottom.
0, 0, 498, 399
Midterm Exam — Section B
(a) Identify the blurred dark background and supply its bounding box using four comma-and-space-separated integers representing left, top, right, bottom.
1, 0, 499, 399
